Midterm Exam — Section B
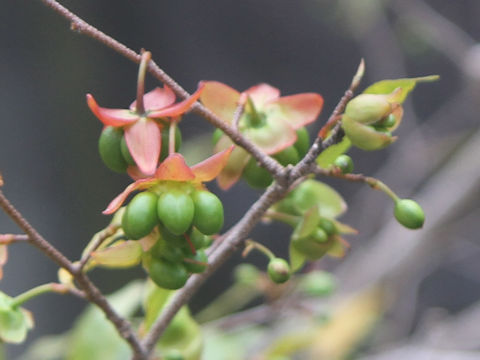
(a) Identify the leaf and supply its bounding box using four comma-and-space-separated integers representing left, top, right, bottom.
327, 236, 350, 258
291, 180, 347, 218
90, 240, 142, 268
289, 242, 306, 273
292, 205, 320, 240
316, 137, 351, 168
363, 75, 439, 103
0, 292, 33, 344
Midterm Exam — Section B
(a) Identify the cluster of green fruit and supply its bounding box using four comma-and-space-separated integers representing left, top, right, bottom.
143, 226, 212, 290
98, 124, 181, 173
120, 185, 222, 289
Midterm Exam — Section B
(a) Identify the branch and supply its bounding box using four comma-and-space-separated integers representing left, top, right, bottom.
0, 190, 146, 358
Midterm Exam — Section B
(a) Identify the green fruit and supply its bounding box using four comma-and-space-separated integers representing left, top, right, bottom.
159, 224, 186, 247
311, 227, 328, 243
292, 236, 332, 260
267, 258, 291, 284
120, 135, 136, 165
294, 127, 310, 158
151, 237, 185, 263
242, 157, 273, 189
146, 257, 188, 290
98, 126, 128, 173
212, 128, 224, 146
184, 250, 208, 273
160, 125, 182, 161
318, 217, 337, 236
157, 190, 194, 235
273, 146, 300, 166
394, 199, 425, 229
192, 191, 224, 235
188, 227, 207, 250
122, 192, 159, 240
333, 154, 354, 174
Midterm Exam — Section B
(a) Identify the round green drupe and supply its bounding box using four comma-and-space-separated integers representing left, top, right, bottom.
294, 127, 310, 158
151, 237, 185, 263
146, 257, 188, 290
333, 154, 354, 174
242, 157, 273, 189
318, 217, 337, 236
184, 250, 208, 273
122, 192, 159, 240
157, 190, 194, 235
192, 191, 224, 235
267, 258, 291, 284
98, 126, 128, 173
394, 199, 425, 229
273, 146, 300, 166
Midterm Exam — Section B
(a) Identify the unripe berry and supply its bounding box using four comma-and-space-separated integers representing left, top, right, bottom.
267, 258, 291, 284
157, 190, 194, 235
333, 154, 354, 174
98, 126, 128, 173
242, 157, 273, 189
294, 127, 310, 158
122, 192, 159, 240
394, 199, 425, 229
145, 257, 188, 290
192, 191, 224, 235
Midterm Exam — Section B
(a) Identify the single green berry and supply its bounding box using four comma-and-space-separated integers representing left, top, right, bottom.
122, 192, 159, 240
294, 127, 310, 158
242, 157, 273, 189
192, 191, 224, 235
160, 125, 182, 161
145, 257, 188, 290
267, 258, 291, 284
318, 217, 337, 236
183, 249, 208, 273
158, 224, 186, 247
212, 128, 224, 146
311, 227, 328, 243
394, 199, 425, 229
157, 190, 195, 235
120, 135, 136, 166
98, 126, 128, 173
273, 146, 300, 166
333, 154, 354, 174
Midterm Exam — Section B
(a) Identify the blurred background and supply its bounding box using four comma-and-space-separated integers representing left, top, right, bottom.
1, 0, 480, 358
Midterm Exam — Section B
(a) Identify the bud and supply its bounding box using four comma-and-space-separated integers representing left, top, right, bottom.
344, 94, 392, 125
394, 199, 425, 229
267, 258, 291, 284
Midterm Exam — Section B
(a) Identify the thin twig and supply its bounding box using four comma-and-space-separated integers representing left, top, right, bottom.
38, 0, 284, 178
0, 234, 30, 244
77, 224, 120, 270
0, 190, 146, 358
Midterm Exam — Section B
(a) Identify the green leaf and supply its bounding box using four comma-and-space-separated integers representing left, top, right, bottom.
90, 240, 142, 268
0, 292, 33, 344
289, 242, 306, 273
292, 206, 320, 240
316, 137, 351, 168
291, 180, 347, 218
363, 75, 439, 103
